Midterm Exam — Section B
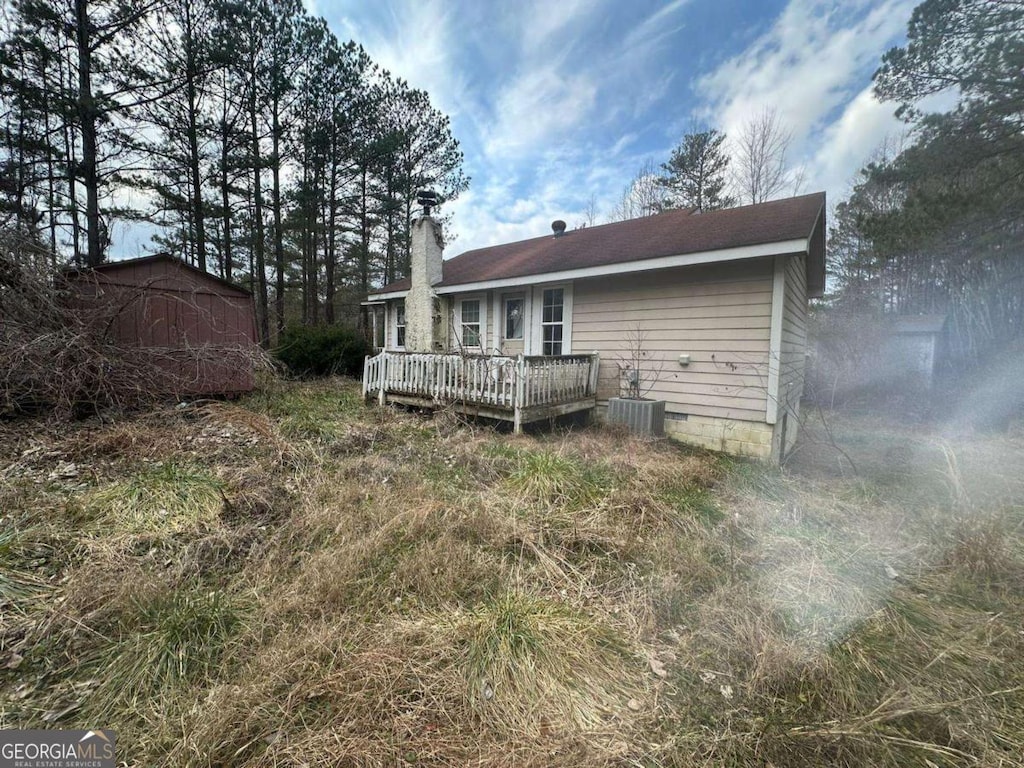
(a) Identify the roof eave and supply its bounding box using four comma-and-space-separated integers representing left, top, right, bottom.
805, 196, 827, 299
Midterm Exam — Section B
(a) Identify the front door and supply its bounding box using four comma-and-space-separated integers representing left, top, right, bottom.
500, 293, 526, 355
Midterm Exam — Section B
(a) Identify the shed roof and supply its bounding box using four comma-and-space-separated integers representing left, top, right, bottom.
372, 192, 826, 298
64, 253, 252, 296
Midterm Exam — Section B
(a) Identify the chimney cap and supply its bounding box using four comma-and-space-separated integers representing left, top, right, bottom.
551, 219, 567, 236
417, 189, 440, 216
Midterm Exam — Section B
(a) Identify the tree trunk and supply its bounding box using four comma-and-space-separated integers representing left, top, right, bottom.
299, 157, 310, 325
324, 158, 337, 324
384, 167, 395, 285
58, 48, 82, 265
359, 163, 369, 296
184, 5, 206, 272
42, 57, 57, 262
250, 86, 270, 345
271, 100, 285, 337
218, 99, 233, 280
309, 168, 320, 324
75, 0, 102, 267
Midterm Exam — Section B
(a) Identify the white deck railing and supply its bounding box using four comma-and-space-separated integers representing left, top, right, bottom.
362, 351, 600, 416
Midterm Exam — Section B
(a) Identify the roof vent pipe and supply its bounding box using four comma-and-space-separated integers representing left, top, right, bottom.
551, 220, 567, 237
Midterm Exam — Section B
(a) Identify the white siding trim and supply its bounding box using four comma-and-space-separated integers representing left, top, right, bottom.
491, 291, 501, 353
366, 238, 809, 301
369, 289, 409, 301
766, 256, 786, 425
563, 284, 574, 354
523, 289, 536, 354
389, 299, 406, 351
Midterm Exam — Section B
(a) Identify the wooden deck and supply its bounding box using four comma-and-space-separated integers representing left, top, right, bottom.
362, 352, 600, 432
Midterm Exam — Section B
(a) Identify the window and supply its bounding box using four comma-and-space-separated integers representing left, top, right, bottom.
504, 296, 524, 340
541, 288, 564, 356
460, 299, 481, 347
394, 301, 406, 348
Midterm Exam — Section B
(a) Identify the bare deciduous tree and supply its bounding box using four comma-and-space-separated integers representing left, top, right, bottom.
609, 160, 665, 222
575, 193, 598, 229
731, 108, 794, 205
615, 324, 669, 399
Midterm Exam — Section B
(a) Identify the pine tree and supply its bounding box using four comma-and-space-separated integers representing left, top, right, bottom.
862, 0, 1024, 361
659, 128, 734, 212
135, 0, 220, 271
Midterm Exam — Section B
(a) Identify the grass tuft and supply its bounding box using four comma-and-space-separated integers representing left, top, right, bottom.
505, 447, 610, 509
81, 586, 243, 722
86, 461, 224, 533
457, 590, 642, 735
0, 525, 48, 609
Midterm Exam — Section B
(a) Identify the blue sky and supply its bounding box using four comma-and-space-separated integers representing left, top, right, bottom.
308, 0, 920, 257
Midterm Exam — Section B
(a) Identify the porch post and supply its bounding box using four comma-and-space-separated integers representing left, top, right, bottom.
513, 354, 526, 434
588, 351, 601, 396
378, 352, 388, 406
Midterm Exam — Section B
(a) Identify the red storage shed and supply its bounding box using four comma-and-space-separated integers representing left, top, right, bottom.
65, 254, 259, 396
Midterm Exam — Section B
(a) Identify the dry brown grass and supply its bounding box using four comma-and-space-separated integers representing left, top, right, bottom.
2, 379, 1023, 767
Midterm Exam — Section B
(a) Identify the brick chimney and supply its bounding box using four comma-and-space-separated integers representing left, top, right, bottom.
405, 215, 443, 352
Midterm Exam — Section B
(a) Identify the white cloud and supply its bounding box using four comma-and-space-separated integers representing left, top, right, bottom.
810, 84, 960, 201
692, 0, 921, 211
609, 132, 639, 156
316, 0, 924, 260
809, 85, 905, 199
520, 0, 603, 56
483, 66, 598, 159
331, 1, 470, 122
697, 0, 915, 149
623, 0, 691, 50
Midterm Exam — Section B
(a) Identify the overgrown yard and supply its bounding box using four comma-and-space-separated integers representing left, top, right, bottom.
1, 379, 1022, 767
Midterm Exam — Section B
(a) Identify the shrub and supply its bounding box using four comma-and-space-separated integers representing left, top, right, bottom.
274, 324, 370, 378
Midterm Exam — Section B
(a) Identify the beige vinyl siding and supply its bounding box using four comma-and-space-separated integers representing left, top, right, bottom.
573, 259, 774, 423
778, 254, 808, 451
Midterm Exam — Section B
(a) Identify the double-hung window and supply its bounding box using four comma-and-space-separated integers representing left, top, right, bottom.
541, 288, 564, 356
460, 298, 481, 348
394, 301, 406, 348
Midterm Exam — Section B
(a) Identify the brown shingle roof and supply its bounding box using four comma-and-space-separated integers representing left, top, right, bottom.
373, 192, 826, 296
63, 253, 252, 296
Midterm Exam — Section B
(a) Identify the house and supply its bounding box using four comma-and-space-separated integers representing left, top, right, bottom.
64, 253, 259, 396
363, 192, 826, 461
